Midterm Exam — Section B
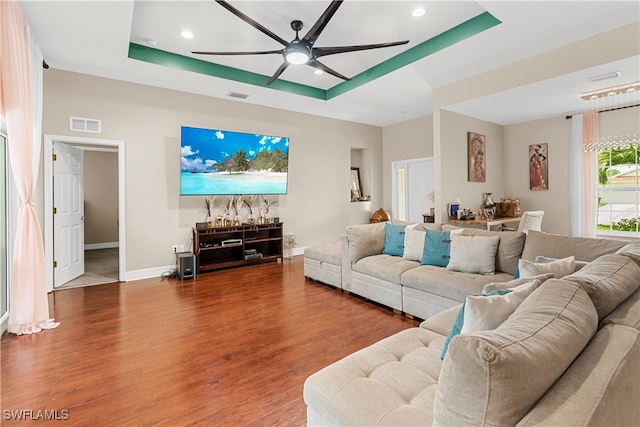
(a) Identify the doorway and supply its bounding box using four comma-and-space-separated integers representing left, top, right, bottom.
43, 135, 126, 292
392, 157, 434, 223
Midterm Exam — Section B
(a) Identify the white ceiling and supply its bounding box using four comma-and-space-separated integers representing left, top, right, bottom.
19, 0, 640, 127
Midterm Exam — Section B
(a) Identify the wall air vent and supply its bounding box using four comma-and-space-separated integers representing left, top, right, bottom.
69, 116, 101, 133
226, 91, 250, 99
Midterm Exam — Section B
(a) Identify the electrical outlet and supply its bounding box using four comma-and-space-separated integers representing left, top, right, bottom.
172, 245, 178, 253
178, 244, 185, 253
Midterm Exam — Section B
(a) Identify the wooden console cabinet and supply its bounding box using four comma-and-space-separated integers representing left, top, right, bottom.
193, 223, 283, 273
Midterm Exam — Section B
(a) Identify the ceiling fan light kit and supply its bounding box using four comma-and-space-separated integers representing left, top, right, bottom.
192, 0, 409, 85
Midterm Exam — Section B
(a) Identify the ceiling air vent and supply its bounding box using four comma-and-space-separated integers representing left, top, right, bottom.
226, 91, 250, 99
69, 116, 101, 133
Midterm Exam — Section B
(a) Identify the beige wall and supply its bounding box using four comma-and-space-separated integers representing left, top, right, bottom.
439, 110, 504, 216
42, 70, 382, 272
84, 151, 118, 245
503, 116, 572, 235
381, 115, 433, 210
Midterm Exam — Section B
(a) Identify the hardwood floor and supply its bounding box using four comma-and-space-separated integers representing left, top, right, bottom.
1, 256, 418, 426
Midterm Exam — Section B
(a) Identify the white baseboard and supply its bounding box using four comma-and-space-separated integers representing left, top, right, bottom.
124, 265, 175, 282
292, 247, 305, 257
85, 242, 119, 250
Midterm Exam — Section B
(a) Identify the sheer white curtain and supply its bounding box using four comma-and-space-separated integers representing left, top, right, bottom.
0, 0, 58, 334
570, 113, 598, 238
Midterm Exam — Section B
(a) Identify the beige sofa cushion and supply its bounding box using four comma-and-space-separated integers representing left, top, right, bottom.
517, 324, 640, 427
601, 287, 640, 330
304, 240, 342, 265
352, 254, 419, 285
345, 222, 386, 263
458, 229, 525, 275
521, 230, 626, 262
447, 234, 500, 275
401, 265, 513, 302
615, 241, 640, 267
434, 279, 598, 427
563, 253, 640, 320
303, 327, 445, 426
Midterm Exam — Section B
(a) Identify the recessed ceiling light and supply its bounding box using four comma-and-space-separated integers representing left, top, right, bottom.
412, 8, 426, 17
181, 30, 194, 39
145, 38, 158, 46
314, 70, 323, 75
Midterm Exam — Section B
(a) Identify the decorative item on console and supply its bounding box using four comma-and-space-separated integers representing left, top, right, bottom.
457, 208, 475, 220
243, 196, 256, 225
371, 208, 391, 223
481, 192, 495, 220
495, 196, 522, 218
204, 196, 215, 227
261, 196, 277, 223
231, 196, 242, 226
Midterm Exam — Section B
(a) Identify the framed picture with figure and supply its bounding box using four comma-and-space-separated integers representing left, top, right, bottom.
529, 143, 548, 190
468, 132, 486, 182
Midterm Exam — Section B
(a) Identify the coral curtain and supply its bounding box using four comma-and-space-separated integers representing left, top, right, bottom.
570, 113, 598, 238
0, 1, 58, 334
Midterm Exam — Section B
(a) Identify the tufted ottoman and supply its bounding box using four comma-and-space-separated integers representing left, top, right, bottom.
304, 240, 343, 289
303, 307, 456, 426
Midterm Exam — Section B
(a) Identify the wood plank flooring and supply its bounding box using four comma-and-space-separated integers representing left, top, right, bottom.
1, 256, 418, 426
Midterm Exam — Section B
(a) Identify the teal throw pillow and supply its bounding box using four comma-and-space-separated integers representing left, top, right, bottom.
422, 230, 453, 267
382, 223, 407, 257
440, 288, 513, 360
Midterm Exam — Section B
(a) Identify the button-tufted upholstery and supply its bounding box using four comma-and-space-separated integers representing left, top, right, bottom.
304, 309, 455, 426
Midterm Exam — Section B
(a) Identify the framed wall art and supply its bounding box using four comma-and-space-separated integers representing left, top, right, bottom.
529, 143, 548, 190
350, 167, 362, 201
468, 132, 486, 182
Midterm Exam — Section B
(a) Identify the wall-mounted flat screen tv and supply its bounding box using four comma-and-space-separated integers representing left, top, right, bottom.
180, 126, 289, 196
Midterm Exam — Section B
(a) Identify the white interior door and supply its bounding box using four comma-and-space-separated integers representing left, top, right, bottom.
53, 142, 84, 287
392, 157, 434, 223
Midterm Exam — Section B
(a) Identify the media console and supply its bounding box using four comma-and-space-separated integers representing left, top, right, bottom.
192, 223, 283, 273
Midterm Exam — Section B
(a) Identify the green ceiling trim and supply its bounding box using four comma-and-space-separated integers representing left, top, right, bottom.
128, 10, 500, 101
128, 43, 327, 99
326, 11, 501, 99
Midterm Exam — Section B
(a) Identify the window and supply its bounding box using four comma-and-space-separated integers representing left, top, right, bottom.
596, 144, 640, 236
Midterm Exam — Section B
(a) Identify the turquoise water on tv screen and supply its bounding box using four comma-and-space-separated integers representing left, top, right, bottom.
180, 172, 287, 196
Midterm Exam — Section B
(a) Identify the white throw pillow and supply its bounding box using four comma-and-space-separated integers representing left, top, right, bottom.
519, 256, 575, 279
447, 234, 500, 275
535, 255, 588, 271
481, 273, 553, 294
461, 279, 539, 333
402, 226, 426, 262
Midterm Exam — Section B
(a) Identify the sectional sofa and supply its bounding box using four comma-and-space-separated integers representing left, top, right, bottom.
310, 221, 627, 320
303, 229, 640, 426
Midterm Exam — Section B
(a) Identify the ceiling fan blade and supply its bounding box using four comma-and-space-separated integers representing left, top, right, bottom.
302, 1, 342, 46
216, 0, 289, 47
308, 59, 350, 81
313, 40, 409, 58
267, 62, 290, 85
192, 49, 283, 56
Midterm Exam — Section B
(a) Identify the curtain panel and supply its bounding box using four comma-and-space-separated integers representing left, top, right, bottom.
0, 0, 58, 334
569, 113, 598, 238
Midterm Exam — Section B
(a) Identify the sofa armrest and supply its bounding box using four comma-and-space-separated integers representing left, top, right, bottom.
517, 324, 640, 427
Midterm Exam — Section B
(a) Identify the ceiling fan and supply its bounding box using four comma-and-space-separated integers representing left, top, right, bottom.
192, 0, 410, 85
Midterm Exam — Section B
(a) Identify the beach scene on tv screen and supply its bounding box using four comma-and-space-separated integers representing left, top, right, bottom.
181, 126, 289, 195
